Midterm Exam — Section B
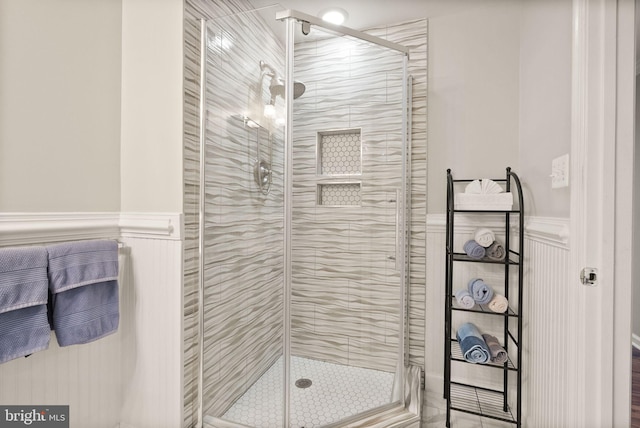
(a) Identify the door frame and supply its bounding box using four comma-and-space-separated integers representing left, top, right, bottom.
569, 0, 635, 426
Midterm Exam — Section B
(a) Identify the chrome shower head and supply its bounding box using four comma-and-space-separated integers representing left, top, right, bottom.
269, 77, 306, 101
260, 60, 306, 102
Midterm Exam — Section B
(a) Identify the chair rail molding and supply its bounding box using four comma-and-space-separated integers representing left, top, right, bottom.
426, 214, 569, 249
0, 212, 183, 246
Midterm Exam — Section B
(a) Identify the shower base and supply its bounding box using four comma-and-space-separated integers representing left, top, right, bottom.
206, 356, 396, 428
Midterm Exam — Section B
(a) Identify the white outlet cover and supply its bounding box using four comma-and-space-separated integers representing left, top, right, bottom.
551, 154, 569, 189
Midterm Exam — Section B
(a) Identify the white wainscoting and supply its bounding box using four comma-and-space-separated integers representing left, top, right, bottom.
425, 214, 571, 426
0, 213, 183, 428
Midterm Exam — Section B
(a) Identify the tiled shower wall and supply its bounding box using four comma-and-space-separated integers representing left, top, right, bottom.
184, 1, 427, 424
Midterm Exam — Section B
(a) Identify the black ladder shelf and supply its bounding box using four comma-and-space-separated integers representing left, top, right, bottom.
443, 167, 524, 427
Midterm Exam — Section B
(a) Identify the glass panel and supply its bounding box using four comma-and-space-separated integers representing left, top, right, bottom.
200, 7, 286, 427
288, 19, 407, 427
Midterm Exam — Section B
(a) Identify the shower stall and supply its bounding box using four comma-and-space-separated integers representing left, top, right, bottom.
197, 6, 420, 427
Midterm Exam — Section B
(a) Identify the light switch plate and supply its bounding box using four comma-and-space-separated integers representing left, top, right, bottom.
551, 154, 569, 189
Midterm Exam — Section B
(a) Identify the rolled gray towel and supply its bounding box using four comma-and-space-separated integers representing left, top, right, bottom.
486, 241, 505, 261
482, 334, 508, 364
463, 240, 485, 259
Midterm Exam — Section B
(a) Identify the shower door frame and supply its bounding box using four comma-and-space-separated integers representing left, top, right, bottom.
280, 10, 411, 428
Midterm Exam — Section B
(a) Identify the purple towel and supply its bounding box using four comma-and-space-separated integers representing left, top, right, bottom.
46, 240, 119, 347
463, 240, 485, 259
0, 246, 50, 363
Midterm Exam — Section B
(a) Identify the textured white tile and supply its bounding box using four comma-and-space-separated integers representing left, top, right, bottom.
220, 356, 394, 427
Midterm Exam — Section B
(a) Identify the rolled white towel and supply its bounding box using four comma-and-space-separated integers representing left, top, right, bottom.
474, 228, 495, 248
488, 294, 509, 313
455, 289, 475, 309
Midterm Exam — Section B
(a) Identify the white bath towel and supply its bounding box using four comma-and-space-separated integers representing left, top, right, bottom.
474, 228, 495, 248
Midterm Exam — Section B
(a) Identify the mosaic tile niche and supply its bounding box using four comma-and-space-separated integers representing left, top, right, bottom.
317, 129, 362, 206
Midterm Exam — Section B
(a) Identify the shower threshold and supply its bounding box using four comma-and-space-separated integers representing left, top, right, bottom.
203, 356, 420, 428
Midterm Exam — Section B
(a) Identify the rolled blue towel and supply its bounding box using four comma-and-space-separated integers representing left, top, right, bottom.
467, 278, 494, 305
463, 240, 485, 259
454, 289, 475, 309
456, 322, 490, 364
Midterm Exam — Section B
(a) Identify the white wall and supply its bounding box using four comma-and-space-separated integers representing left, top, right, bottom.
427, 1, 521, 213
120, 0, 184, 213
518, 0, 572, 217
0, 0, 122, 212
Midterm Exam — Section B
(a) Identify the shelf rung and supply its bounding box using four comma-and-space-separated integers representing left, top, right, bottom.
450, 339, 517, 370
450, 253, 519, 265
450, 298, 519, 317
449, 382, 516, 424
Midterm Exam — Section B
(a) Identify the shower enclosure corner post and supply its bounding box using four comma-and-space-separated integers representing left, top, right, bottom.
400, 55, 411, 405
196, 17, 207, 428
282, 15, 295, 428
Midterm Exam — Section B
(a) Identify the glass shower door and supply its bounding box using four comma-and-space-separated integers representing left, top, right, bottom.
199, 7, 287, 428
284, 15, 410, 427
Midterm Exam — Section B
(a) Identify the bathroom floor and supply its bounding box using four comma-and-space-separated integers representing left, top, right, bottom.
219, 356, 395, 427
421, 389, 514, 428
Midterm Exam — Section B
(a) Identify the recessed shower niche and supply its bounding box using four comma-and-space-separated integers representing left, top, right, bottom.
316, 128, 362, 206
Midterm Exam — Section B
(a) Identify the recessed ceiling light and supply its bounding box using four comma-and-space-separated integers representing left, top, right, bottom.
320, 8, 348, 26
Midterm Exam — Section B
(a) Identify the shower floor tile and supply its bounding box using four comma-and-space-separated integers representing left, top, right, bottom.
219, 356, 395, 428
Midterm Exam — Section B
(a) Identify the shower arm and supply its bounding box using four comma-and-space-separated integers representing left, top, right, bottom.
260, 60, 279, 79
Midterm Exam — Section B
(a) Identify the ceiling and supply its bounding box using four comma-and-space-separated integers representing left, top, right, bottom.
247, 0, 485, 31
248, 1, 639, 71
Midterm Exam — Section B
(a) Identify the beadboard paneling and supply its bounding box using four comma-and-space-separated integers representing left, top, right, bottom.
0, 324, 122, 428
521, 223, 571, 427
119, 235, 183, 428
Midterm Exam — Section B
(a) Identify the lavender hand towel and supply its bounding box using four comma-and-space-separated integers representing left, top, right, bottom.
0, 246, 50, 364
463, 240, 485, 260
482, 334, 508, 364
47, 240, 119, 347
467, 278, 494, 305
454, 289, 475, 309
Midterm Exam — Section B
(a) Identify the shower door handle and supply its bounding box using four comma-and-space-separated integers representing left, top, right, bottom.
394, 188, 403, 271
